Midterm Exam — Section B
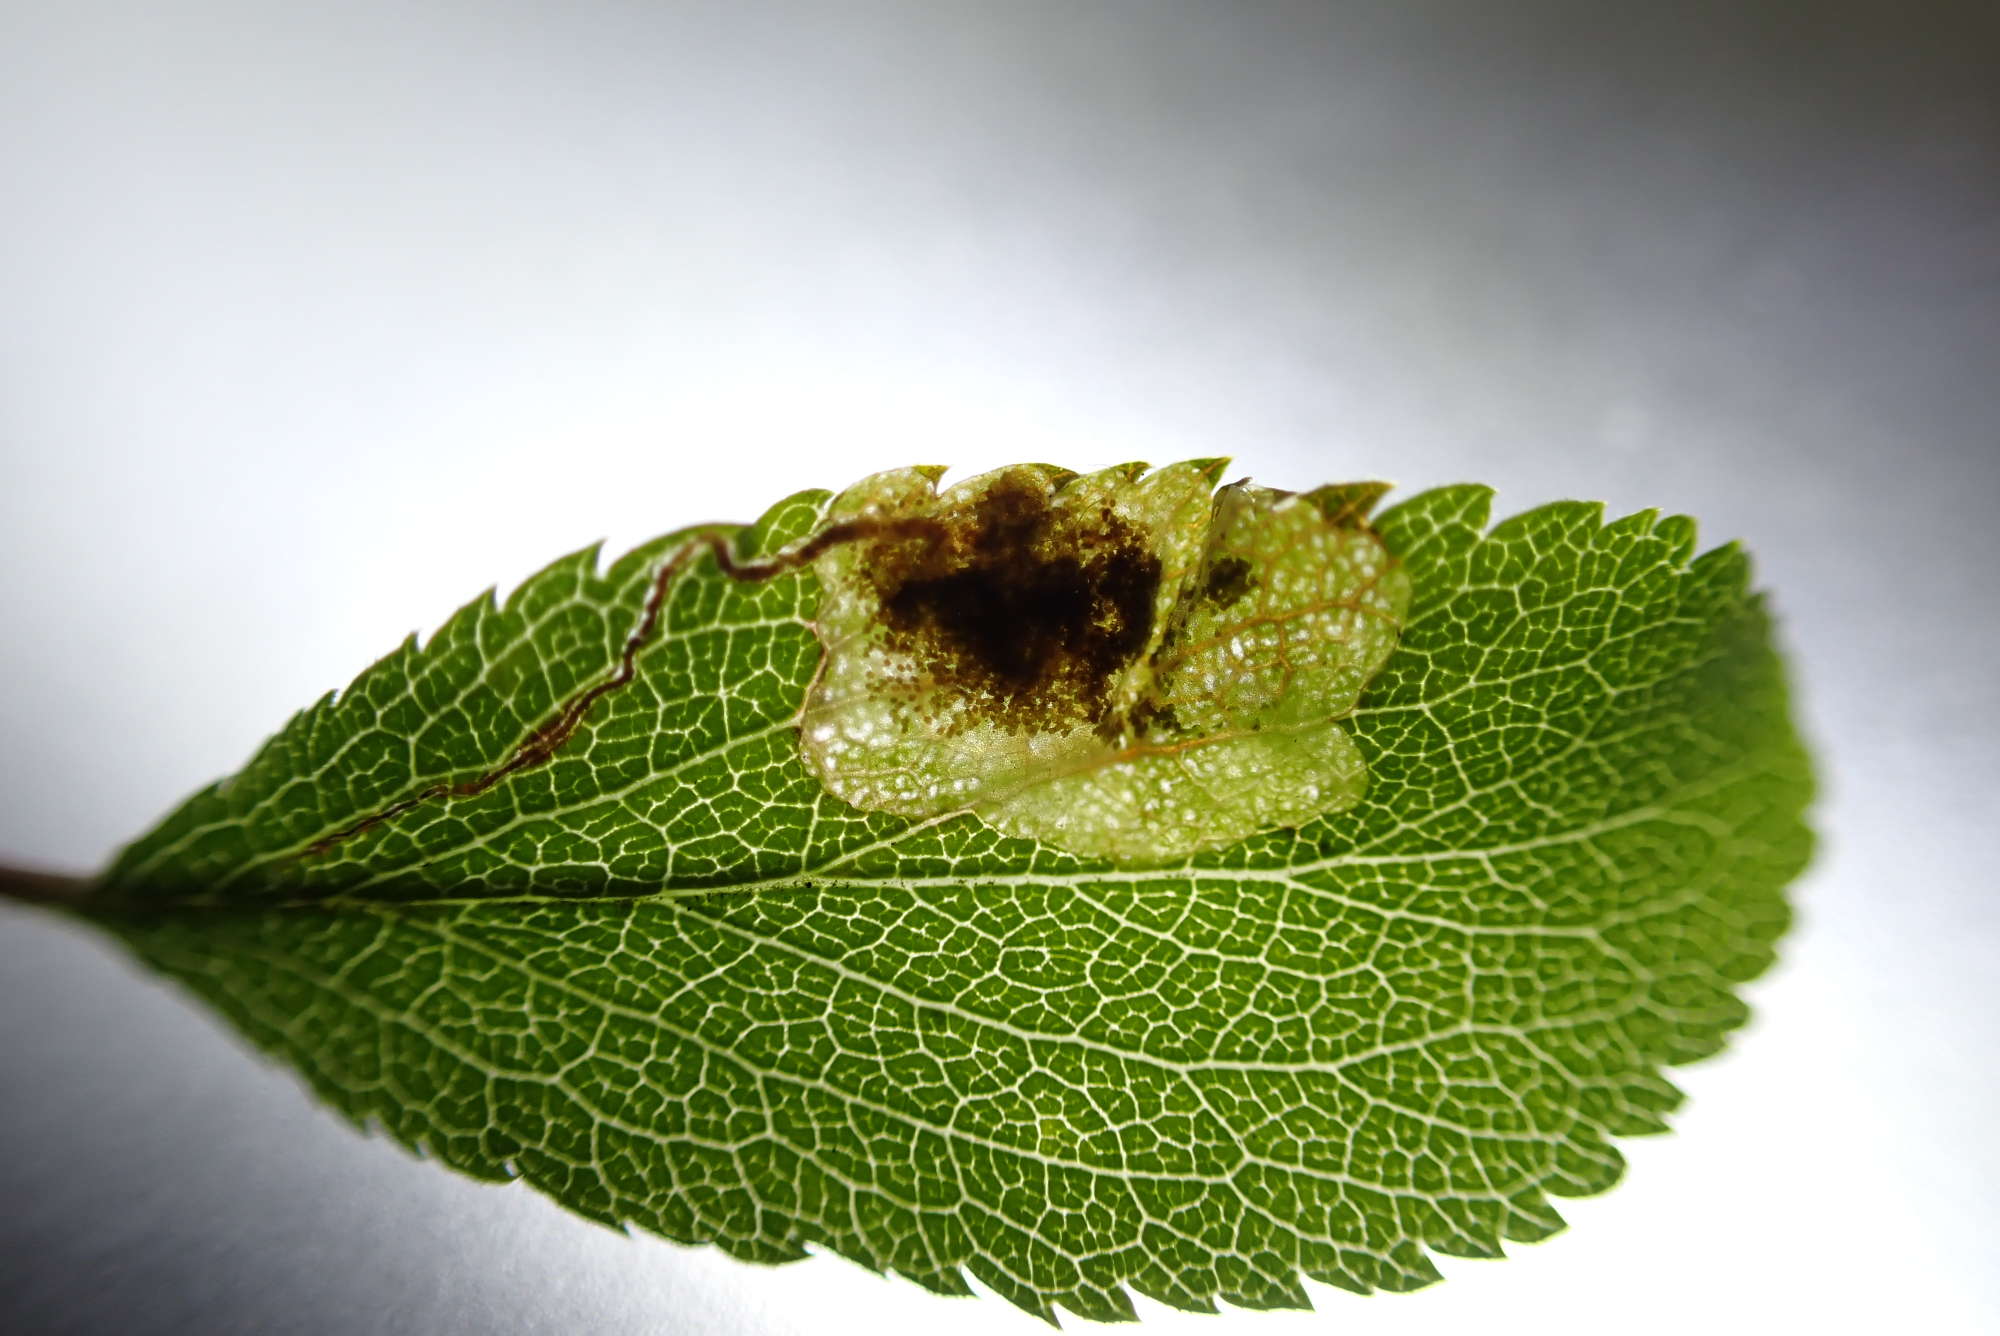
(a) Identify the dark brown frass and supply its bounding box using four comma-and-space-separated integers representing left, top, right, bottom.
864, 475, 1163, 731
1202, 555, 1254, 608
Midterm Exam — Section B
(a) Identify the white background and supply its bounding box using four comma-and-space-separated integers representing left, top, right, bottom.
2, 2, 1995, 1332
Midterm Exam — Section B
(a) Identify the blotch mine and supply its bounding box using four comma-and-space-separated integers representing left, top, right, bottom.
797, 462, 1410, 862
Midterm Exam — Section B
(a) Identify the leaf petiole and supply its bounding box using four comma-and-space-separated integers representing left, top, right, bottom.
0, 862, 91, 909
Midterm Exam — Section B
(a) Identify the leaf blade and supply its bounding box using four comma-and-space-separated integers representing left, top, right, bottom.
86, 475, 1814, 1320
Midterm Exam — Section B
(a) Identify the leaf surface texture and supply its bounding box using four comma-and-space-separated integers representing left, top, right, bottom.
89, 476, 1813, 1321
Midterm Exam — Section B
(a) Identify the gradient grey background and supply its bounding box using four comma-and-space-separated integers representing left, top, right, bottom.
2, 2, 1995, 1332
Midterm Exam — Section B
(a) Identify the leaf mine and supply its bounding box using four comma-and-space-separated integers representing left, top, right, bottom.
797, 462, 1413, 861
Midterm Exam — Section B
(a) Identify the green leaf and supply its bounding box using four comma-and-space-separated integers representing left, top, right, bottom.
76, 467, 1812, 1322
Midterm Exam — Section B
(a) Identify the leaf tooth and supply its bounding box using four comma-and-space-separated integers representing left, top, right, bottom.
1651, 512, 1700, 565
497, 542, 605, 617
1500, 1189, 1568, 1243
1300, 479, 1395, 525
1055, 1279, 1139, 1324
1181, 456, 1233, 488
962, 1255, 1062, 1325
1483, 496, 1608, 547
895, 1262, 977, 1298
1124, 1268, 1220, 1315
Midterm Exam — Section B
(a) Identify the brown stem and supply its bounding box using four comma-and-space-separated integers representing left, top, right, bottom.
0, 863, 94, 910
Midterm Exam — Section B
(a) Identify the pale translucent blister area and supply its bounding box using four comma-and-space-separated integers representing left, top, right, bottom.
799, 463, 1409, 862
985, 483, 1411, 859
1158, 482, 1408, 734
976, 722, 1370, 862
